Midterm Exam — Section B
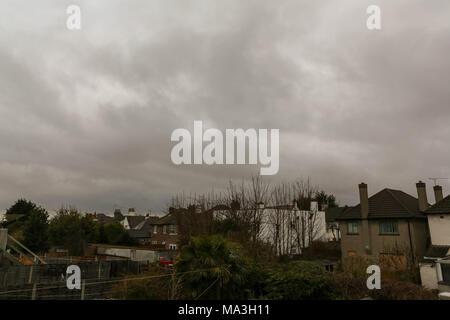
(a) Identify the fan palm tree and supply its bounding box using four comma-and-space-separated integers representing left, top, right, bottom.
176, 235, 250, 299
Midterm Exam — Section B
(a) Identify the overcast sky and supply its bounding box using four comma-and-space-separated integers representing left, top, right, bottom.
0, 0, 449, 214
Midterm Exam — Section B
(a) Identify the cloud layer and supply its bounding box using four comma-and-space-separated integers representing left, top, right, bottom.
0, 0, 449, 213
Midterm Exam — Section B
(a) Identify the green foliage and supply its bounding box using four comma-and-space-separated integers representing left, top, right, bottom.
212, 218, 243, 236
258, 261, 335, 300
330, 274, 368, 300
80, 215, 100, 243
176, 235, 251, 300
49, 207, 137, 255
113, 267, 176, 300
3, 199, 42, 235
6, 198, 39, 216
22, 206, 50, 253
314, 190, 337, 208
331, 274, 438, 300
48, 207, 98, 255
298, 241, 341, 261
369, 280, 437, 300
102, 222, 137, 246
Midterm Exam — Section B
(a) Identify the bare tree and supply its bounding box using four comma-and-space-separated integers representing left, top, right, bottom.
168, 176, 330, 258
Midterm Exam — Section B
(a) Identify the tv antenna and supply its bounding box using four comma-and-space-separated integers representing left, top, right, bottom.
428, 178, 450, 186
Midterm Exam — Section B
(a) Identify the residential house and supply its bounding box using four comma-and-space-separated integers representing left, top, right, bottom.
213, 201, 327, 256
88, 209, 125, 225
128, 216, 160, 245
419, 184, 450, 294
120, 208, 145, 230
324, 206, 346, 242
90, 213, 116, 224
337, 183, 429, 268
149, 212, 180, 250
127, 212, 180, 250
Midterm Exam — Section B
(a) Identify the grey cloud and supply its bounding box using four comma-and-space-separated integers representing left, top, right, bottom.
0, 0, 449, 212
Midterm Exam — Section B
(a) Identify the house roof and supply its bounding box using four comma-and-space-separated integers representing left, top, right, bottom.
424, 245, 450, 259
134, 216, 160, 231
95, 213, 117, 224
125, 216, 146, 229
337, 188, 425, 220
325, 207, 347, 222
157, 213, 176, 225
127, 229, 150, 239
425, 195, 450, 214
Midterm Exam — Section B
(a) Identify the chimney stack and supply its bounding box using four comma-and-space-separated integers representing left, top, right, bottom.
128, 208, 135, 216
114, 209, 123, 221
433, 185, 444, 204
310, 201, 318, 212
358, 183, 371, 253
416, 181, 429, 212
359, 183, 369, 219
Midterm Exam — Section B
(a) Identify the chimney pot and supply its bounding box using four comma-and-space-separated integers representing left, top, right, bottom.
433, 185, 444, 203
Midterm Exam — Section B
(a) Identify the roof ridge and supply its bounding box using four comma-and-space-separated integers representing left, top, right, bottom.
427, 194, 450, 209
385, 189, 416, 216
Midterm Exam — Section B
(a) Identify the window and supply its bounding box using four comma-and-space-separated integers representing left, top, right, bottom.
153, 225, 158, 234
325, 264, 334, 272
442, 264, 450, 283
290, 245, 297, 254
169, 224, 177, 234
347, 221, 358, 234
169, 244, 177, 250
151, 240, 158, 245
379, 220, 399, 235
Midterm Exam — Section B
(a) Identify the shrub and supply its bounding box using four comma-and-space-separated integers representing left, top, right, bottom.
369, 280, 438, 300
332, 274, 369, 300
113, 267, 181, 300
332, 274, 438, 300
260, 261, 335, 300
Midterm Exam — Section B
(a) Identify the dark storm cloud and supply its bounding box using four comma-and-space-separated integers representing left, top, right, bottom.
0, 0, 449, 213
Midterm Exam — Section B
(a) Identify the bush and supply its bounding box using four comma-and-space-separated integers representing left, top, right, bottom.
369, 280, 438, 300
331, 274, 369, 300
332, 274, 438, 300
299, 241, 341, 261
102, 222, 137, 246
259, 261, 335, 300
113, 267, 180, 300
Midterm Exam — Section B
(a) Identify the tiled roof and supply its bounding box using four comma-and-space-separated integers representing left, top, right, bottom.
425, 195, 450, 214
157, 213, 176, 225
134, 216, 160, 231
325, 207, 348, 222
424, 245, 450, 258
96, 213, 117, 224
126, 216, 146, 229
337, 188, 425, 220
127, 229, 150, 239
